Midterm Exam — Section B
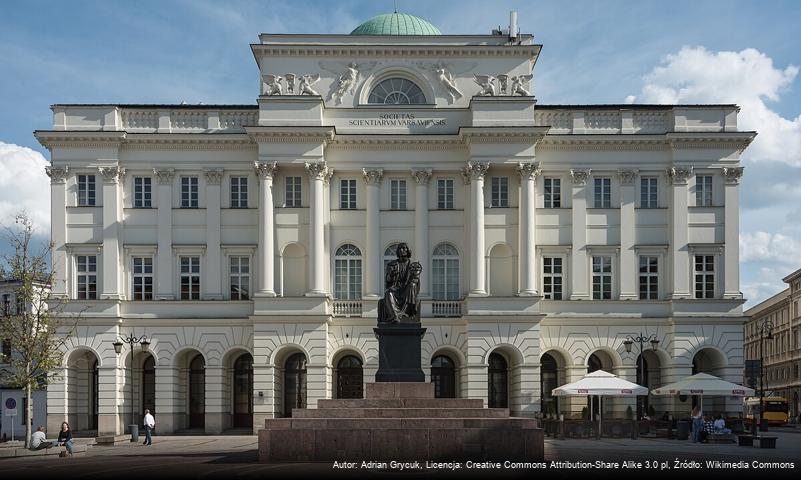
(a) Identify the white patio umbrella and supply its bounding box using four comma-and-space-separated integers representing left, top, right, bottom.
650, 372, 754, 411
552, 370, 648, 436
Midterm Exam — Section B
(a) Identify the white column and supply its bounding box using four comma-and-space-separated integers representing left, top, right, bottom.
569, 169, 590, 300
723, 167, 744, 298
154, 169, 175, 300
668, 167, 692, 298
362, 168, 384, 298
45, 166, 69, 298
463, 161, 489, 296
255, 162, 278, 297
98, 166, 124, 300
204, 169, 224, 300
305, 162, 331, 296
411, 169, 432, 298
619, 169, 638, 300
517, 162, 540, 296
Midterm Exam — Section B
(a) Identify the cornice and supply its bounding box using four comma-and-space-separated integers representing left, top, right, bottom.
666, 132, 756, 151
251, 43, 541, 59
34, 131, 126, 151
327, 135, 466, 151
125, 133, 255, 150
459, 126, 549, 144
246, 126, 335, 144
539, 135, 667, 151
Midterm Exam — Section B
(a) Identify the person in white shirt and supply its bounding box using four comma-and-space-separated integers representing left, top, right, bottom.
30, 425, 52, 450
713, 415, 731, 434
142, 409, 155, 446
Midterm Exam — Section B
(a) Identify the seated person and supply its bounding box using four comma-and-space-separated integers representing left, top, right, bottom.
30, 425, 53, 450
713, 415, 732, 434
56, 421, 74, 455
700, 416, 715, 443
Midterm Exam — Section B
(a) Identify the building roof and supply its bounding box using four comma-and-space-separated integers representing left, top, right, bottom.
744, 287, 790, 317
782, 265, 801, 283
350, 12, 442, 36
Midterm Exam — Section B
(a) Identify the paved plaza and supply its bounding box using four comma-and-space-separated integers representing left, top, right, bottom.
1, 429, 799, 479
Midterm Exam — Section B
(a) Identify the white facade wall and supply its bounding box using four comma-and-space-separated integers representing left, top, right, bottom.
35, 29, 754, 434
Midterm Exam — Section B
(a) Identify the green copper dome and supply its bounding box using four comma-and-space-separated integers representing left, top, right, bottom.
350, 12, 441, 36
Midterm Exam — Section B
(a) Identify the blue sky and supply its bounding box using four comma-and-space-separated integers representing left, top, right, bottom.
1, 0, 800, 307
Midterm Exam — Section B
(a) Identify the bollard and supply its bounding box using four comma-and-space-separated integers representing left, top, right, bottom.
129, 424, 139, 442
558, 414, 565, 440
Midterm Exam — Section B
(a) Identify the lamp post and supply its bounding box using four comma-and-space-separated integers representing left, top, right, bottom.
755, 320, 773, 437
113, 333, 150, 441
624, 333, 660, 419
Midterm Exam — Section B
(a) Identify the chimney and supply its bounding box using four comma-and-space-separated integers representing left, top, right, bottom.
509, 11, 518, 40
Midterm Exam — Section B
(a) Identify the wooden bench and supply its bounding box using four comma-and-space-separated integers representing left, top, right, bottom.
754, 436, 777, 449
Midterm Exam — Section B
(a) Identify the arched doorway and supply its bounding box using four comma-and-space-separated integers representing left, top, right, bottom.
188, 354, 205, 429
488, 352, 509, 408
336, 355, 363, 399
540, 352, 558, 416
141, 355, 155, 421
66, 349, 100, 432
90, 358, 99, 430
431, 355, 456, 398
284, 353, 307, 417
635, 350, 662, 419
233, 353, 253, 428
586, 351, 616, 420
691, 348, 727, 411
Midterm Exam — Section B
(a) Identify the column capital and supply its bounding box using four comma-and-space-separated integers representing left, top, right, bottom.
461, 161, 490, 183
361, 168, 384, 185
569, 168, 591, 185
666, 166, 692, 185
411, 169, 432, 186
45, 166, 69, 184
305, 161, 333, 182
98, 166, 126, 184
516, 162, 541, 180
153, 168, 175, 185
722, 166, 744, 185
204, 168, 224, 185
254, 161, 278, 180
617, 169, 638, 186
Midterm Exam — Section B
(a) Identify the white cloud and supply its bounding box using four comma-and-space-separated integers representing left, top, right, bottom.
740, 231, 801, 264
0, 142, 50, 234
627, 46, 801, 167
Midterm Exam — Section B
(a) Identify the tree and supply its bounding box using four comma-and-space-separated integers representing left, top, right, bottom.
0, 212, 76, 447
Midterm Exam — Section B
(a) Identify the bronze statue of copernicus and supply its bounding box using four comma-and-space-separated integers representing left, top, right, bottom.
378, 243, 422, 324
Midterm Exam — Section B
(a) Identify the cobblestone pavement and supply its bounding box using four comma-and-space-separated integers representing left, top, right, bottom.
0, 430, 799, 479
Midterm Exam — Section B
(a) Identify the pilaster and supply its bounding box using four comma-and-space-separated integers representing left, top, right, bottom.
411, 169, 432, 298
305, 162, 332, 296
619, 169, 638, 300
517, 162, 540, 296
154, 169, 175, 300
569, 169, 590, 300
204, 169, 224, 300
45, 166, 69, 298
462, 161, 489, 296
668, 167, 692, 299
255, 162, 278, 297
723, 167, 744, 298
362, 168, 384, 298
98, 166, 125, 300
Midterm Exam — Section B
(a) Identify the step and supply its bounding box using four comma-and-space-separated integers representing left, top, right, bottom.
365, 382, 435, 399
95, 434, 130, 445
0, 444, 88, 458
317, 398, 484, 409
291, 407, 509, 419
265, 417, 538, 430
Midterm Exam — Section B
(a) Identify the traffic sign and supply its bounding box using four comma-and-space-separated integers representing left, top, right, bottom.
4, 398, 16, 409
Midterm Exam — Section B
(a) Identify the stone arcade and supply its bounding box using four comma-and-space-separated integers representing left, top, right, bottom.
35, 11, 754, 437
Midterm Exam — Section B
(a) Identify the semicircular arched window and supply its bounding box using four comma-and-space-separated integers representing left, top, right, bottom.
368, 78, 426, 105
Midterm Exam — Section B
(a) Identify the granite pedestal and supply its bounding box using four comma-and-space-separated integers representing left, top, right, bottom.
258, 382, 544, 462
373, 324, 426, 382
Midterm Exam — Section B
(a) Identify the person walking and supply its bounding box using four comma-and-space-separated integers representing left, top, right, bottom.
142, 409, 155, 446
691, 406, 703, 443
57, 421, 74, 456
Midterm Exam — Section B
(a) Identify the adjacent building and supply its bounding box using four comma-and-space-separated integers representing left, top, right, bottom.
744, 267, 801, 420
34, 11, 755, 435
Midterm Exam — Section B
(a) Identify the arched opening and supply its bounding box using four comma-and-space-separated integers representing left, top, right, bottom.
586, 351, 615, 420
334, 244, 362, 300
691, 348, 727, 412
432, 243, 459, 300
540, 352, 559, 417
233, 353, 254, 428
335, 355, 363, 399
488, 244, 515, 296
141, 355, 156, 422
488, 352, 509, 408
65, 349, 100, 433
283, 352, 307, 417
635, 350, 662, 419
188, 354, 205, 429
281, 243, 307, 297
431, 355, 456, 398
368, 78, 426, 104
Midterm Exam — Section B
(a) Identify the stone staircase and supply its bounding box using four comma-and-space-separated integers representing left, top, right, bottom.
259, 382, 543, 462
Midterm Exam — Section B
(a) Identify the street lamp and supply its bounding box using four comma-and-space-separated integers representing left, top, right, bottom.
624, 333, 660, 419
755, 320, 773, 437
113, 333, 150, 441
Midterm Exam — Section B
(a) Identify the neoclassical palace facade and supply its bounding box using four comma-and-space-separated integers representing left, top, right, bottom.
35, 12, 754, 435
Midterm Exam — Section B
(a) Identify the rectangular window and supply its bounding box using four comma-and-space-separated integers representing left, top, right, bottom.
542, 257, 563, 300
1, 294, 10, 316
640, 177, 658, 208
544, 178, 561, 208
179, 256, 201, 300
490, 177, 509, 208
594, 177, 611, 208
437, 179, 454, 209
432, 258, 459, 300
592, 256, 612, 300
694, 255, 715, 299
1, 339, 10, 362
390, 179, 407, 210
340, 179, 357, 209
181, 176, 199, 208
230, 177, 248, 208
638, 256, 659, 300
696, 175, 713, 207
77, 174, 96, 206
76, 255, 97, 300
229, 256, 250, 300
285, 176, 302, 208
132, 257, 153, 301
133, 177, 152, 208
